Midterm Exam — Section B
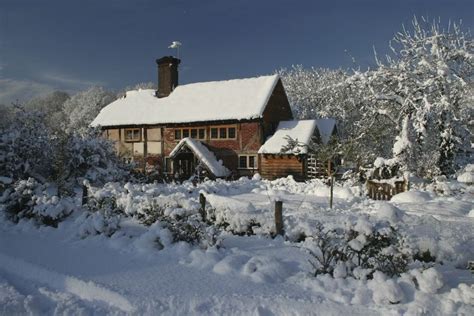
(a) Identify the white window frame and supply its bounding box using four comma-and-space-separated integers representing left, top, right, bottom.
238, 154, 258, 169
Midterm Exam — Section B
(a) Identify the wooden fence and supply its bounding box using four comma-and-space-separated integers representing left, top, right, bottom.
366, 179, 408, 200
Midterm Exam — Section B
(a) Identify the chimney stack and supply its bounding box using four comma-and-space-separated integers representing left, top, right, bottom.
156, 56, 181, 98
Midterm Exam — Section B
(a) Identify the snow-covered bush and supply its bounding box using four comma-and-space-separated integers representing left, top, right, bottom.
344, 220, 410, 278
1, 178, 74, 226
302, 219, 411, 278
77, 211, 120, 238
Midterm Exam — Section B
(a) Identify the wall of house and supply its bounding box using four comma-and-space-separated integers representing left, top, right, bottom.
162, 121, 262, 176
103, 127, 163, 170
261, 79, 293, 140
259, 154, 305, 181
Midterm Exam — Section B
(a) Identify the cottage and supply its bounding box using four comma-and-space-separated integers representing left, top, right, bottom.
91, 56, 336, 180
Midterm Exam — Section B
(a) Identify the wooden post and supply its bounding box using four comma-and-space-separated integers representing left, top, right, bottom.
82, 185, 88, 206
199, 193, 206, 222
275, 201, 283, 236
328, 160, 334, 209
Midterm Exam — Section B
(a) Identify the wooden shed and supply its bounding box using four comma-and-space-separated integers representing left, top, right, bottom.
258, 119, 337, 181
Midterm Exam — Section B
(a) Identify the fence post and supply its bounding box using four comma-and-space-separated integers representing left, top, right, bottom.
199, 193, 207, 222
82, 185, 88, 206
275, 201, 283, 236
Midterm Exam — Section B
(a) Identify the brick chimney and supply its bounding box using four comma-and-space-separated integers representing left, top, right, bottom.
156, 56, 181, 98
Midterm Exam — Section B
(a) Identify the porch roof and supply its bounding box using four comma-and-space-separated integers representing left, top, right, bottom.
169, 138, 231, 178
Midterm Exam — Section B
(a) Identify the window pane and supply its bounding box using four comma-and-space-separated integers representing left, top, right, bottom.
219, 128, 227, 139
191, 129, 197, 138
211, 128, 218, 139
239, 156, 247, 168
183, 129, 189, 138
175, 129, 181, 140
228, 127, 236, 139
198, 129, 205, 139
249, 156, 255, 168
133, 129, 140, 139
125, 130, 133, 140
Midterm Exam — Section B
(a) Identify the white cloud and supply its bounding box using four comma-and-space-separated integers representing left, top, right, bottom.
42, 72, 103, 88
0, 78, 55, 105
0, 71, 106, 105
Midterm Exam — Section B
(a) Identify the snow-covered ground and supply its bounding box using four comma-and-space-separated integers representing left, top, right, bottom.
0, 176, 473, 315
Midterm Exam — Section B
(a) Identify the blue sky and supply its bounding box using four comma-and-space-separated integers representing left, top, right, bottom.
0, 0, 472, 104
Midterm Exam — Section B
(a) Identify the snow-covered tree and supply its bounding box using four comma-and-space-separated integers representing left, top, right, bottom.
59, 129, 129, 186
0, 104, 13, 129
369, 17, 473, 176
0, 108, 54, 182
62, 86, 115, 135
24, 91, 70, 131
279, 66, 393, 166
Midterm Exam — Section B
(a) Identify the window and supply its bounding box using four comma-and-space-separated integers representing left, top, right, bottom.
175, 128, 206, 140
211, 128, 218, 139
228, 127, 236, 139
238, 155, 258, 169
248, 155, 256, 168
219, 128, 227, 139
210, 125, 237, 140
124, 128, 141, 142
198, 129, 205, 139
175, 129, 182, 140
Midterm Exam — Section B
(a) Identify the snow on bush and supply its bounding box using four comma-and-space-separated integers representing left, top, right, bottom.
77, 211, 120, 238
411, 267, 444, 294
301, 219, 411, 279
1, 178, 75, 226
205, 194, 272, 235
368, 271, 405, 304
457, 165, 474, 184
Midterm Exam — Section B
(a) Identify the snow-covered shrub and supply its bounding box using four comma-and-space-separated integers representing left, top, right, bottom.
1, 178, 74, 226
76, 211, 120, 238
85, 190, 122, 215
205, 194, 270, 235
304, 222, 347, 276
302, 219, 411, 278
344, 220, 410, 278
144, 208, 221, 248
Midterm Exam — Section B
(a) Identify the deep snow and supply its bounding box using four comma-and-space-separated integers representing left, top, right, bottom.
0, 176, 473, 315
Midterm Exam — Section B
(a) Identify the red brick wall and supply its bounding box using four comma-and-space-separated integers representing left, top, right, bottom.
163, 122, 263, 175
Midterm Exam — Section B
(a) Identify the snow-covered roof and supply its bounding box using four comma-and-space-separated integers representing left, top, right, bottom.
169, 138, 231, 177
258, 119, 336, 155
91, 75, 280, 127
258, 120, 317, 154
